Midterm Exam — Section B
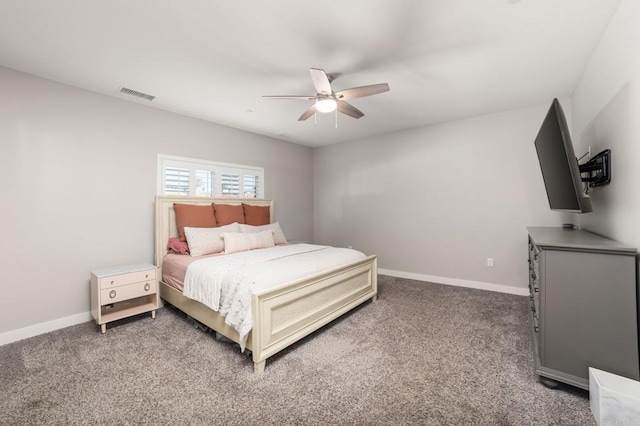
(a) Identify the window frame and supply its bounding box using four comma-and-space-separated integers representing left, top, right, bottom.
157, 154, 264, 198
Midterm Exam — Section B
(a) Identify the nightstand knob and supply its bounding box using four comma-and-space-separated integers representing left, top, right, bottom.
144, 283, 150, 291
110, 280, 114, 285
109, 290, 116, 299
145, 274, 149, 278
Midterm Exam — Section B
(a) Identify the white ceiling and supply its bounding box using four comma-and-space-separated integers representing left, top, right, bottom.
0, 0, 621, 147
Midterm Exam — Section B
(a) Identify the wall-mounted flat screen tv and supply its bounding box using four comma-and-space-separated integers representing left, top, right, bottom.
534, 98, 592, 213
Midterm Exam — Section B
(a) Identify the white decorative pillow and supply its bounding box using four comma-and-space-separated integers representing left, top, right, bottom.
222, 230, 275, 254
238, 222, 287, 245
184, 222, 241, 257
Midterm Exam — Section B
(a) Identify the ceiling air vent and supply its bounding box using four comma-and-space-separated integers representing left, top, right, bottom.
118, 86, 156, 101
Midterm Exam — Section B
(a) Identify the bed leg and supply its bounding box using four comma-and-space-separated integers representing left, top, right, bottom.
254, 360, 266, 376
372, 294, 378, 302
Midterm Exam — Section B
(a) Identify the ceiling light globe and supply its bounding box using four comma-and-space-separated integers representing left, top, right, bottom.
316, 98, 337, 113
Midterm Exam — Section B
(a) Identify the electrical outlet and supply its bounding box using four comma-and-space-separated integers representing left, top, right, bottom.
487, 258, 494, 267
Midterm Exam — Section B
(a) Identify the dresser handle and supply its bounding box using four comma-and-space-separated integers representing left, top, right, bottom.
109, 290, 116, 299
110, 280, 114, 285
145, 274, 149, 278
144, 283, 150, 291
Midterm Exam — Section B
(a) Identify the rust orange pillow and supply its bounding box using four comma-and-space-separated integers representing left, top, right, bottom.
213, 203, 246, 226
173, 203, 217, 242
243, 204, 270, 226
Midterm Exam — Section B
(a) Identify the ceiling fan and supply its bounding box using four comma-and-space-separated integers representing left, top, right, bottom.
263, 68, 390, 121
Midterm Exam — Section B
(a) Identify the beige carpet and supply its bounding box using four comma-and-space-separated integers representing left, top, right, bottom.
0, 275, 594, 425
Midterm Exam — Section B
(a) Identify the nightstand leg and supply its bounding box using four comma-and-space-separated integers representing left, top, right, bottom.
151, 310, 156, 319
101, 324, 106, 334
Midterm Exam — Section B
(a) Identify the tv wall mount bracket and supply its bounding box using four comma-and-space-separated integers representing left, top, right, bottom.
579, 149, 611, 187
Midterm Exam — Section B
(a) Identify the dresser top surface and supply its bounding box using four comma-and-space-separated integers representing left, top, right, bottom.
527, 227, 637, 254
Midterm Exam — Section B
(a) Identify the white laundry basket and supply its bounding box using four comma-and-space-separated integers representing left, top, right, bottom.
589, 367, 640, 425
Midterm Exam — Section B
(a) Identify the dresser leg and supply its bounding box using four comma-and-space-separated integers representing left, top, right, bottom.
151, 310, 156, 319
540, 377, 560, 389
101, 324, 106, 334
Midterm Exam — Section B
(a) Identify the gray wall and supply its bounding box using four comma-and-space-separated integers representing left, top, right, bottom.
571, 0, 640, 249
0, 66, 314, 335
312, 0, 640, 294
313, 104, 564, 292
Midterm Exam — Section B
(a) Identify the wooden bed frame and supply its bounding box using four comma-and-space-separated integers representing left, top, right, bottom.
155, 196, 378, 375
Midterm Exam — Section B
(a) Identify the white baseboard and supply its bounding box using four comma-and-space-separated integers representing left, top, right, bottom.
0, 270, 527, 346
378, 268, 529, 296
0, 311, 92, 346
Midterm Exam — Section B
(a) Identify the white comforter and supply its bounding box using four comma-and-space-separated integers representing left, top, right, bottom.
183, 244, 366, 349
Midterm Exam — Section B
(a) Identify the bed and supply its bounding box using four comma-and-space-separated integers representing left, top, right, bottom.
155, 196, 378, 375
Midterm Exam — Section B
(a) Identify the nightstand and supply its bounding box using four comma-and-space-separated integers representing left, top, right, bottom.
90, 263, 158, 333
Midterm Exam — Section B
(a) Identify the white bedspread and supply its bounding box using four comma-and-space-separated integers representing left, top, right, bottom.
183, 244, 366, 349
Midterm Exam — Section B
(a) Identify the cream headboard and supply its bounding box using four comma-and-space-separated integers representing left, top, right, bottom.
154, 196, 274, 267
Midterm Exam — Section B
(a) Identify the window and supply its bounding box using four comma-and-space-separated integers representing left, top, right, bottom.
157, 154, 264, 198
243, 174, 259, 198
220, 172, 239, 197
164, 166, 190, 196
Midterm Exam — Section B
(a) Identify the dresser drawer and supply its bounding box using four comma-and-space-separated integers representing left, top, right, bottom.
99, 269, 156, 289
100, 280, 156, 304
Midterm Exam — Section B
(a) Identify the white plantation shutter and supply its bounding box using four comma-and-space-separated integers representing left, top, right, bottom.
195, 169, 215, 197
164, 167, 190, 195
243, 174, 259, 198
158, 155, 264, 198
221, 173, 240, 196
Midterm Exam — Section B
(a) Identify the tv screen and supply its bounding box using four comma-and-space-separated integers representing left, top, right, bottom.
534, 99, 592, 213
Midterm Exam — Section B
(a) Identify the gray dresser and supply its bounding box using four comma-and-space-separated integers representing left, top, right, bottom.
527, 226, 639, 389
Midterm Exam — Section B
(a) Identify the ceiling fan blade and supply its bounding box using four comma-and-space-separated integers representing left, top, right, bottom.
263, 95, 316, 100
335, 83, 390, 100
337, 101, 364, 119
310, 68, 333, 95
298, 104, 316, 121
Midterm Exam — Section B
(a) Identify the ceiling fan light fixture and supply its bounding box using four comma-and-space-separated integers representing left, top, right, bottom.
316, 98, 337, 113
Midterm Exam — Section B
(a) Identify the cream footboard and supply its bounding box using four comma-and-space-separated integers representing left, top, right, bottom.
155, 196, 378, 375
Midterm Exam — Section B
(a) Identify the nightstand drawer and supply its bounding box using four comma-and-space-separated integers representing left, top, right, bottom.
99, 269, 156, 289
100, 280, 156, 304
